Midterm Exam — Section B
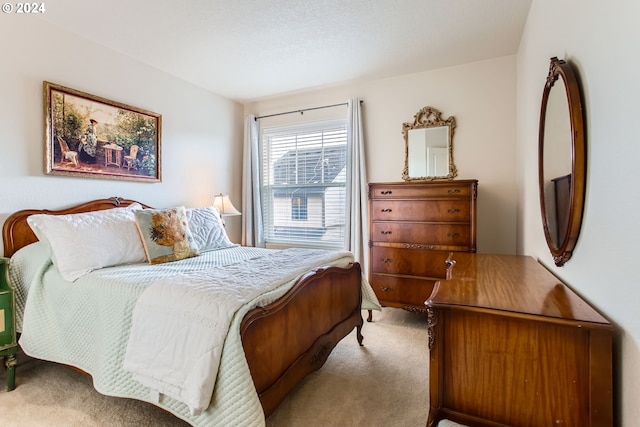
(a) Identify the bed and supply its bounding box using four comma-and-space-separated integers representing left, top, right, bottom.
2, 197, 380, 426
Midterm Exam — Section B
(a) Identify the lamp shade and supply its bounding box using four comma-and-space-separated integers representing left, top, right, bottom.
213, 193, 241, 216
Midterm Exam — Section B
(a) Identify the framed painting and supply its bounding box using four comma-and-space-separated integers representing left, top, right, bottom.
43, 81, 162, 182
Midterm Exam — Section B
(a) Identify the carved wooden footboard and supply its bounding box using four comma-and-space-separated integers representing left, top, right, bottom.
241, 262, 363, 417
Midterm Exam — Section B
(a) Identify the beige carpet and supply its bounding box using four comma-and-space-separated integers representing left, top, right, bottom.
0, 309, 463, 427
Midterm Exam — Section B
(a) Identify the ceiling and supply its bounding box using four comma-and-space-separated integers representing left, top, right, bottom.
39, 0, 532, 102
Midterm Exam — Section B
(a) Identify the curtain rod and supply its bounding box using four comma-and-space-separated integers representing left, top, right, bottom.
254, 100, 362, 121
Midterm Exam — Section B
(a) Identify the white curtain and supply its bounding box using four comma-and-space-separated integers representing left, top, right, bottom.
345, 98, 369, 275
241, 114, 265, 247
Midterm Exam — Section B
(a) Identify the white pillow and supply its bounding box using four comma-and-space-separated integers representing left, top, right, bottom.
185, 206, 236, 252
27, 204, 146, 281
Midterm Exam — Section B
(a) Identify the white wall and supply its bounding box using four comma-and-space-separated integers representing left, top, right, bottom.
0, 17, 245, 252
518, 1, 640, 425
246, 56, 518, 255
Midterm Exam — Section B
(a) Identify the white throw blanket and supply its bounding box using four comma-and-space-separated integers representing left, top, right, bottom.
122, 248, 354, 415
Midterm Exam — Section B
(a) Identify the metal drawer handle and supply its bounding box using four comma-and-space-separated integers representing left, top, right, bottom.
403, 243, 435, 250
447, 232, 459, 237
381, 231, 392, 235
381, 208, 392, 213
379, 258, 392, 263
380, 190, 393, 195
448, 189, 461, 194
380, 286, 392, 292
448, 209, 460, 214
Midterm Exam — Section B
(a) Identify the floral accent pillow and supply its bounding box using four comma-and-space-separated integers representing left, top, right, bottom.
134, 206, 200, 264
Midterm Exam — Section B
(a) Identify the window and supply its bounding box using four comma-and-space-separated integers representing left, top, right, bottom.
261, 119, 347, 249
291, 196, 307, 221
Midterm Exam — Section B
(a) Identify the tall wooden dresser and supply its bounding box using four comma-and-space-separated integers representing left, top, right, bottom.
368, 180, 477, 316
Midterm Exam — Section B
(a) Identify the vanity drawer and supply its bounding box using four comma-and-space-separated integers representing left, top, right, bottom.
370, 182, 474, 199
371, 200, 471, 222
371, 222, 472, 246
371, 247, 451, 278
369, 274, 437, 306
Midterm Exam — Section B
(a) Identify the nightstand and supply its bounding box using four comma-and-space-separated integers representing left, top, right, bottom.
0, 257, 17, 391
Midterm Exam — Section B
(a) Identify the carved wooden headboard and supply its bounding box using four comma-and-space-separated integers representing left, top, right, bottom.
2, 197, 151, 257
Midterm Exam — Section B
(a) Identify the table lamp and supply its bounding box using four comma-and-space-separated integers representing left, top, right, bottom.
212, 193, 241, 226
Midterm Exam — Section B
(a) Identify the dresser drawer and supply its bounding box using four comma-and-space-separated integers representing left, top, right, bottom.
371, 222, 472, 246
370, 182, 474, 199
371, 200, 470, 222
369, 274, 437, 306
371, 247, 451, 278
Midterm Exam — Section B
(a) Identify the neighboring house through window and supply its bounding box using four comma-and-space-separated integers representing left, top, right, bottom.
261, 119, 347, 249
291, 195, 307, 221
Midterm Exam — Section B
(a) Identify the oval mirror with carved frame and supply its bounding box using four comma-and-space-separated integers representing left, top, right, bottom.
402, 106, 457, 181
538, 57, 586, 266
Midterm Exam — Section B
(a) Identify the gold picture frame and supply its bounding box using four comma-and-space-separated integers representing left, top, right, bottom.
44, 81, 162, 182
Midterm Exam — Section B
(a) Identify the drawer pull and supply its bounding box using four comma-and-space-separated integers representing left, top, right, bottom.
448, 209, 460, 214
447, 232, 459, 237
380, 286, 392, 292
448, 189, 461, 194
381, 208, 392, 213
379, 258, 392, 263
403, 243, 435, 250
380, 190, 393, 195
381, 231, 392, 235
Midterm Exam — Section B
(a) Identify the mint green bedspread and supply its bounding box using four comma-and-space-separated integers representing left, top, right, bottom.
9, 244, 379, 427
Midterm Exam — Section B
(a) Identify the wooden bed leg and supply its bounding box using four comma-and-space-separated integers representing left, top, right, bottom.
356, 323, 364, 346
367, 309, 373, 322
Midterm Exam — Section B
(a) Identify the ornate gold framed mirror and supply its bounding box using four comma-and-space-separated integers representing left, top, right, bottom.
402, 106, 457, 181
538, 57, 586, 266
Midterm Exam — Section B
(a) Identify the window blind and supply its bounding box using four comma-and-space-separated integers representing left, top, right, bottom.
261, 119, 348, 249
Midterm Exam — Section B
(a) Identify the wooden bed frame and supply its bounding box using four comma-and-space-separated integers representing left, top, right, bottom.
2, 197, 365, 419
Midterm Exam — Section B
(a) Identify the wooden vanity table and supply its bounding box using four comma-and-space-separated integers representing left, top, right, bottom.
426, 253, 613, 427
